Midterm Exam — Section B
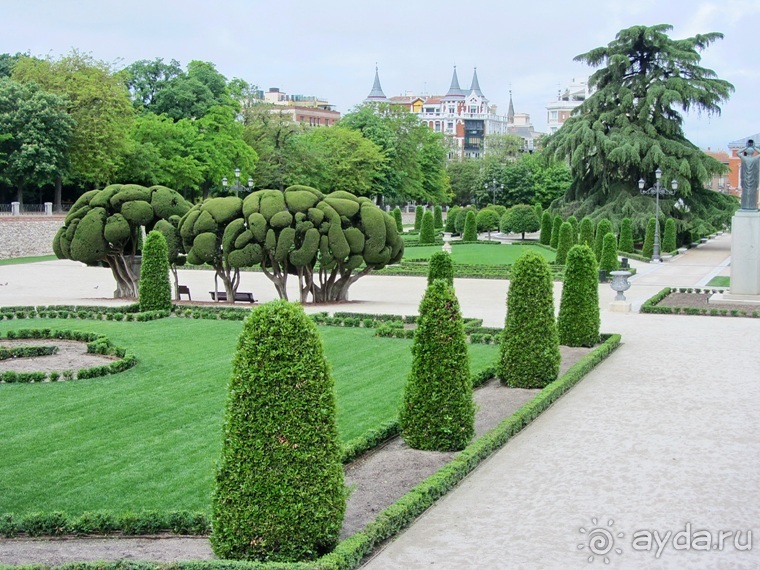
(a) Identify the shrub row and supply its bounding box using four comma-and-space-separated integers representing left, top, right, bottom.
376, 261, 566, 281
640, 287, 759, 317
0, 345, 58, 360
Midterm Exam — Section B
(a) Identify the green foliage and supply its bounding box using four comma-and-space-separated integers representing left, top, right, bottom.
70, 207, 108, 265
414, 205, 424, 230
593, 219, 613, 261
400, 281, 474, 451
445, 205, 460, 233
455, 206, 475, 234
139, 231, 172, 312
500, 204, 540, 239
619, 217, 635, 253
211, 301, 345, 562
498, 253, 560, 388
427, 251, 454, 286
419, 211, 436, 244
433, 205, 444, 229
462, 210, 478, 242
599, 232, 620, 273
567, 215, 579, 244
558, 245, 600, 347
539, 210, 553, 245
534, 203, 543, 221
663, 218, 677, 252
476, 208, 500, 233
555, 222, 574, 265
550, 215, 562, 248
642, 217, 656, 259
579, 216, 595, 247
392, 207, 403, 232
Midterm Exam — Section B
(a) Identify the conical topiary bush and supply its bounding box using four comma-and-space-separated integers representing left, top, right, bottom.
433, 205, 444, 229
558, 245, 600, 347
539, 210, 553, 245
419, 210, 436, 244
138, 230, 172, 312
550, 215, 562, 248
619, 217, 634, 253
414, 205, 423, 230
642, 217, 657, 259
427, 251, 454, 286
463, 210, 478, 241
663, 218, 677, 253
579, 217, 595, 248
599, 232, 620, 274
555, 221, 574, 265
593, 219, 613, 261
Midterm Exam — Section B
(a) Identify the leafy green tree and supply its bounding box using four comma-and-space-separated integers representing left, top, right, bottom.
619, 218, 635, 253
212, 300, 345, 561
0, 78, 73, 204
539, 210, 553, 245
545, 24, 737, 233
434, 205, 444, 229
427, 251, 454, 286
445, 205, 460, 233
138, 231, 172, 312
419, 210, 436, 244
463, 210, 478, 241
498, 252, 560, 388
501, 204, 540, 240
446, 158, 481, 205
476, 208, 500, 239
555, 222, 574, 265
392, 207, 403, 232
599, 232, 620, 273
484, 133, 523, 160
579, 217, 595, 247
0, 53, 23, 78
400, 280, 474, 451
414, 205, 424, 230
642, 217, 657, 258
550, 215, 562, 248
558, 245, 600, 347
593, 219, 614, 261
663, 218, 677, 252
123, 58, 184, 109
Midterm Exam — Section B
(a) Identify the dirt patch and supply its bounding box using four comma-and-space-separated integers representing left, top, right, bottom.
656, 292, 760, 314
0, 339, 116, 375
0, 344, 593, 565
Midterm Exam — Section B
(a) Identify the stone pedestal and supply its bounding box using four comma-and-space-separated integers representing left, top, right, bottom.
11, 202, 19, 216
44, 202, 52, 215
730, 210, 760, 295
608, 300, 631, 313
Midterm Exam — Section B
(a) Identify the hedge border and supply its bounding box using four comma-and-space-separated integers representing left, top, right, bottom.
639, 287, 760, 318
0, 335, 619, 570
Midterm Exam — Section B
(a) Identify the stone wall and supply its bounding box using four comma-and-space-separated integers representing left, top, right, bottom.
0, 217, 65, 259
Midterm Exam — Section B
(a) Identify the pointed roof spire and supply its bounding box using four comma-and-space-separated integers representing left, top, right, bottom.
444, 66, 466, 99
507, 90, 515, 123
365, 64, 387, 102
470, 67, 484, 97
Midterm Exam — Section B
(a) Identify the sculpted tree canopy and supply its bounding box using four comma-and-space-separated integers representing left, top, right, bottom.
545, 24, 737, 234
53, 184, 192, 297
179, 186, 404, 303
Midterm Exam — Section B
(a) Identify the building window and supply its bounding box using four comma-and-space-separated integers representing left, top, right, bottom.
549, 110, 558, 121
435, 121, 441, 132
448, 106, 455, 114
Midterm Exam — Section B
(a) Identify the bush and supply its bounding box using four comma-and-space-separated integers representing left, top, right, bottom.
534, 203, 543, 221
498, 252, 560, 388
211, 300, 345, 561
427, 251, 454, 286
419, 211, 436, 244
501, 204, 540, 240
642, 217, 656, 259
400, 280, 474, 451
414, 205, 424, 230
567, 215, 579, 245
445, 205, 460, 233
433, 205, 443, 229
593, 219, 613, 261
599, 232, 620, 273
476, 209, 500, 236
663, 218, 677, 252
579, 216, 595, 247
558, 245, 600, 346
462, 210, 478, 241
619, 217, 635, 253
555, 221, 574, 265
539, 211, 553, 245
138, 231, 172, 312
455, 207, 474, 234
549, 215, 562, 248
392, 207, 403, 232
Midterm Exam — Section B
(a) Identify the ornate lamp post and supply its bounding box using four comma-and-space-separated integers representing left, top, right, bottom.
638, 168, 678, 262
222, 168, 254, 198
484, 179, 504, 206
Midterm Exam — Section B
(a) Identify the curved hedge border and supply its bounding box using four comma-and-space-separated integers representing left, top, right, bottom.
0, 329, 136, 383
0, 345, 58, 360
640, 287, 760, 318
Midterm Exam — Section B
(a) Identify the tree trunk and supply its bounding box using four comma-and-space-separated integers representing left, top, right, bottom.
16, 182, 23, 206
107, 254, 139, 298
171, 265, 180, 300
54, 176, 63, 212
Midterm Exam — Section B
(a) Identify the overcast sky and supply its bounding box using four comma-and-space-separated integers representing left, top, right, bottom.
2, 0, 758, 151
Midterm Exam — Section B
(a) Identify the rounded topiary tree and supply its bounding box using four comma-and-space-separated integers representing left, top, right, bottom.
555, 221, 574, 265
400, 280, 474, 451
599, 232, 620, 273
462, 210, 478, 241
567, 215, 579, 245
414, 205, 424, 230
579, 216, 595, 247
427, 251, 454, 286
433, 205, 444, 229
476, 208, 499, 239
663, 218, 677, 253
392, 207, 403, 233
558, 245, 600, 347
550, 215, 563, 248
445, 205, 460, 233
138, 230, 171, 312
539, 210, 553, 245
642, 217, 657, 259
501, 204, 540, 240
498, 252, 560, 388
419, 210, 436, 244
619, 217, 635, 253
211, 300, 345, 562
593, 219, 614, 261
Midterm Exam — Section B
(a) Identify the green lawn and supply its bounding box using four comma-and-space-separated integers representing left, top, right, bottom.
0, 318, 497, 515
0, 255, 58, 266
405, 244, 555, 265
706, 276, 730, 287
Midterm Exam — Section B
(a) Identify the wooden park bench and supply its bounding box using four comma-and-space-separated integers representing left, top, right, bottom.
177, 285, 191, 300
209, 291, 257, 303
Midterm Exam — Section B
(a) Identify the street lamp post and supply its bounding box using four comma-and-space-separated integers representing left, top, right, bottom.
222, 168, 254, 198
638, 168, 678, 262
484, 179, 504, 206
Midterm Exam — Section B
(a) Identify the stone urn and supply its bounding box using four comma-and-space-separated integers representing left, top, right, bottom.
609, 270, 632, 301
442, 235, 452, 254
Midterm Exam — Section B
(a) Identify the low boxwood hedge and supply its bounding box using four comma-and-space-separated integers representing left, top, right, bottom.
640, 287, 760, 318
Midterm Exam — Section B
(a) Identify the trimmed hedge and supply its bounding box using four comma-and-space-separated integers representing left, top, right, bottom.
400, 280, 474, 451
139, 230, 172, 312
419, 210, 436, 244
599, 232, 620, 273
555, 221, 573, 265
0, 345, 57, 360
211, 300, 345, 562
619, 217, 634, 254
462, 210, 478, 242
539, 210, 553, 245
498, 252, 560, 388
640, 288, 760, 317
427, 251, 454, 286
558, 245, 600, 346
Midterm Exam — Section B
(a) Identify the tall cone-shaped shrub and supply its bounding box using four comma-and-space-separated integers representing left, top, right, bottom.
663, 218, 677, 252
138, 230, 171, 312
427, 251, 454, 286
433, 205, 444, 229
463, 210, 478, 241
599, 232, 620, 273
567, 215, 579, 245
392, 207, 403, 232
419, 210, 436, 244
550, 215, 562, 248
414, 205, 423, 230
642, 217, 657, 259
211, 300, 345, 562
445, 205, 460, 233
498, 252, 560, 388
619, 217, 635, 253
539, 210, 553, 245
558, 245, 600, 347
534, 203, 543, 221
593, 219, 613, 261
400, 280, 474, 451
555, 221, 574, 265
579, 217, 595, 247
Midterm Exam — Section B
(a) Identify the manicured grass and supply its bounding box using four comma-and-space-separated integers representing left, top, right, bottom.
0, 255, 58, 266
0, 317, 497, 515
405, 244, 555, 265
707, 276, 730, 287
